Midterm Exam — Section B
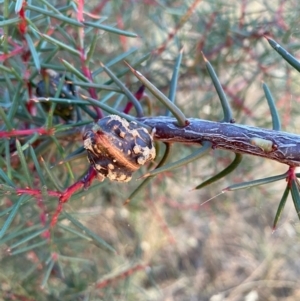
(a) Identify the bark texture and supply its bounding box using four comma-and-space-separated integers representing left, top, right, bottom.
138, 116, 300, 167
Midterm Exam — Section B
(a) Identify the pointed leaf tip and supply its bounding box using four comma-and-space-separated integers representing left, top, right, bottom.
272, 184, 290, 230
266, 37, 300, 73
125, 61, 187, 126
291, 179, 300, 220
201, 51, 208, 62
194, 153, 242, 190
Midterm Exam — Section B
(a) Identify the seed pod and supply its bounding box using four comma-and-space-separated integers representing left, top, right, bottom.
36, 69, 76, 121
83, 115, 156, 182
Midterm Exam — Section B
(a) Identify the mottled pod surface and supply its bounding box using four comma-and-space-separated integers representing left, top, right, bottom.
83, 115, 156, 182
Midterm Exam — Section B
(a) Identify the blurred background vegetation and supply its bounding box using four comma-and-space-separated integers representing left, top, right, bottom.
1, 0, 300, 300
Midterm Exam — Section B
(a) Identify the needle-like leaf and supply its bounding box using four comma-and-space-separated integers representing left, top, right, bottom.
262, 82, 281, 131
124, 61, 188, 127
273, 184, 290, 230
100, 62, 144, 117
16, 139, 33, 187
224, 173, 287, 191
202, 52, 233, 122
0, 195, 29, 240
291, 179, 300, 220
64, 212, 116, 253
142, 141, 211, 178
266, 36, 300, 72
194, 153, 243, 190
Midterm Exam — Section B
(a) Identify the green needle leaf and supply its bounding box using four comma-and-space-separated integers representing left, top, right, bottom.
194, 153, 243, 190
46, 73, 68, 129
16, 139, 33, 187
41, 258, 55, 289
0, 168, 15, 187
63, 212, 116, 253
54, 120, 92, 132
0, 195, 29, 240
0, 64, 13, 74
39, 33, 81, 57
86, 32, 99, 64
15, 0, 23, 13
9, 227, 47, 250
124, 61, 188, 127
266, 36, 300, 72
0, 106, 13, 130
84, 21, 138, 37
60, 59, 89, 82
262, 82, 281, 131
41, 157, 63, 191
273, 184, 290, 230
52, 146, 86, 167
102, 53, 151, 85
93, 47, 139, 77
37, 97, 86, 105
70, 81, 122, 93
81, 95, 150, 130
36, 0, 62, 15
100, 62, 144, 117
58, 223, 97, 241
27, 4, 84, 27
0, 224, 41, 245
167, 48, 183, 116
4, 140, 12, 180
202, 52, 233, 122
8, 83, 23, 120
50, 136, 74, 180
30, 146, 46, 186
24, 33, 41, 71
291, 179, 300, 220
224, 173, 287, 191
10, 240, 47, 256
0, 18, 20, 27
19, 133, 40, 153
142, 141, 211, 178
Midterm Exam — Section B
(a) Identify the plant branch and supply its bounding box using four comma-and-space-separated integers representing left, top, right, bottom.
138, 116, 300, 167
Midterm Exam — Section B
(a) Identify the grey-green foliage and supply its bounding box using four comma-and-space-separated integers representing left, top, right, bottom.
0, 1, 300, 300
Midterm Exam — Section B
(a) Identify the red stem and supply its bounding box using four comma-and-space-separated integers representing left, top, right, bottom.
50, 167, 97, 226
123, 85, 145, 114
17, 3, 37, 118
14, 168, 97, 227
287, 166, 296, 187
18, 6, 27, 35
77, 0, 103, 119
80, 53, 103, 119
95, 264, 147, 289
0, 46, 23, 61
0, 128, 53, 138
16, 188, 61, 198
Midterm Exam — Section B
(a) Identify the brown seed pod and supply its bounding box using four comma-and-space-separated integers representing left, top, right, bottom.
83, 115, 156, 182
36, 69, 76, 121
